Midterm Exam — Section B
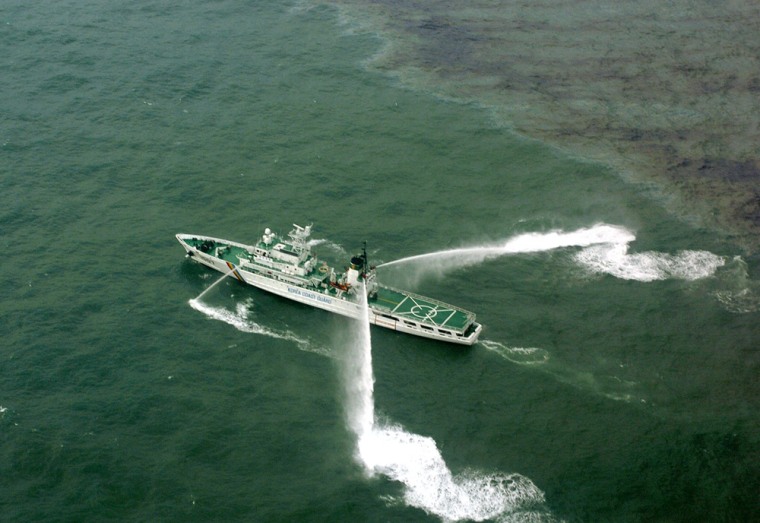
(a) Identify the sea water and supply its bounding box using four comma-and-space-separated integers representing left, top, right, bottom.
1, 1, 758, 521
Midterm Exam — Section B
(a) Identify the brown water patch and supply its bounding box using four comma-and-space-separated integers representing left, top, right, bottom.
329, 0, 760, 251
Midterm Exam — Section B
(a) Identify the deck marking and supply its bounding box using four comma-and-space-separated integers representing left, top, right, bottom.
392, 295, 411, 314
441, 309, 457, 327
393, 297, 457, 327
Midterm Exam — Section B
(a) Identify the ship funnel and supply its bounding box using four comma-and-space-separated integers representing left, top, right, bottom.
350, 256, 364, 271
347, 255, 365, 287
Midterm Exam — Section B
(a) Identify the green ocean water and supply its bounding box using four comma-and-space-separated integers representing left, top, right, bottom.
1, 1, 758, 521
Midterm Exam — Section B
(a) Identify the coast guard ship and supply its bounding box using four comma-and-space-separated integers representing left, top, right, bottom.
176, 224, 482, 345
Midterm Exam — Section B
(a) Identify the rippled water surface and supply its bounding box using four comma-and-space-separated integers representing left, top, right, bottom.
1, 2, 758, 521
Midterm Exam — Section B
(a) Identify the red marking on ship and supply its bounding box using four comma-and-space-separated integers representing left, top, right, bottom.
226, 262, 244, 282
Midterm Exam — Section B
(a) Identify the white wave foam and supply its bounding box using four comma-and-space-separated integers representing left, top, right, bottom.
380, 224, 634, 272
574, 243, 725, 281
338, 287, 554, 520
479, 340, 549, 365
308, 237, 347, 255
480, 340, 644, 405
188, 299, 325, 354
358, 423, 552, 522
379, 223, 725, 285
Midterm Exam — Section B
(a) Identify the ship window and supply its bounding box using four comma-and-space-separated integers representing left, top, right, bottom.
421, 325, 433, 331
404, 321, 416, 327
439, 330, 451, 335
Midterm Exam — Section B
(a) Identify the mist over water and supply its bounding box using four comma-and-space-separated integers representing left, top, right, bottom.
575, 243, 726, 282
193, 264, 240, 301
358, 425, 553, 522
380, 224, 728, 289
340, 283, 375, 443
338, 287, 555, 520
380, 224, 634, 268
3, 1, 759, 521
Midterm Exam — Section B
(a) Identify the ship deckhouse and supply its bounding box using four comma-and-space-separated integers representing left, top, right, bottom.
176, 224, 482, 345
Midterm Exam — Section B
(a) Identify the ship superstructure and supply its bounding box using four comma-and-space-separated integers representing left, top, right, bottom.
177, 224, 481, 345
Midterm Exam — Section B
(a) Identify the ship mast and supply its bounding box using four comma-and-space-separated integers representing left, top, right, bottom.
361, 240, 378, 298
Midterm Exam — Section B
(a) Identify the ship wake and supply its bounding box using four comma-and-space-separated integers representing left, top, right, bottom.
479, 340, 643, 404
188, 299, 327, 356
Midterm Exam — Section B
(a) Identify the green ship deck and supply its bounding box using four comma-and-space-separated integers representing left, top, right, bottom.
371, 286, 474, 333
182, 235, 476, 334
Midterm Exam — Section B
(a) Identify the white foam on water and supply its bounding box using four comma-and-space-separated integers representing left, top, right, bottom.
358, 424, 552, 522
340, 290, 554, 521
308, 237, 347, 256
480, 340, 643, 405
188, 299, 325, 355
574, 243, 725, 281
378, 224, 635, 281
379, 222, 725, 285
479, 340, 550, 366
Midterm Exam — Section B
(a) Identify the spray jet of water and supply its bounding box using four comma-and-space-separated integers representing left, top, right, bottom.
193, 264, 241, 301
335, 285, 554, 520
377, 223, 635, 287
380, 224, 634, 269
341, 281, 375, 445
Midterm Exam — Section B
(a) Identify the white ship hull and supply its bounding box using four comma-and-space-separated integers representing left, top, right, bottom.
187, 245, 363, 316
178, 231, 481, 346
